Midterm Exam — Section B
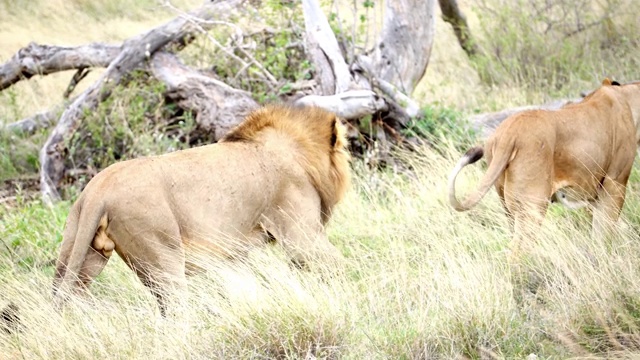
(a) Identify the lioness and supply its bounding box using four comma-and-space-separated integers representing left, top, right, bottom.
52, 104, 351, 315
449, 78, 640, 253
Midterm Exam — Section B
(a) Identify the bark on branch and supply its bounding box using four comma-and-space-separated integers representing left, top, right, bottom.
298, 0, 389, 119
352, 55, 420, 118
371, 0, 436, 95
298, 0, 432, 165
0, 43, 121, 91
38, 0, 245, 204
301, 0, 353, 95
438, 0, 480, 57
4, 107, 64, 135
295, 90, 386, 119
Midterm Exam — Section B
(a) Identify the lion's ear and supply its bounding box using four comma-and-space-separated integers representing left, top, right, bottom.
612, 80, 621, 86
602, 78, 613, 86
330, 117, 338, 148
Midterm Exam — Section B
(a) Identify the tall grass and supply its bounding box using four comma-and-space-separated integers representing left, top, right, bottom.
3, 0, 640, 358
3, 147, 640, 358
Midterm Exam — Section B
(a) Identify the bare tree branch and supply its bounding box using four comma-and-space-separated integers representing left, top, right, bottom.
295, 90, 386, 119
3, 108, 63, 135
301, 0, 352, 95
63, 67, 91, 98
353, 55, 420, 118
438, 0, 481, 57
0, 43, 121, 91
164, 1, 279, 90
371, 0, 436, 95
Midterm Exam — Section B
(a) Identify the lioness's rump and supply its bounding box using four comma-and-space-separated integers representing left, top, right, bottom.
449, 78, 640, 255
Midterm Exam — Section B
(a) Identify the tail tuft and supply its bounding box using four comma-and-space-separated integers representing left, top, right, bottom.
465, 147, 484, 164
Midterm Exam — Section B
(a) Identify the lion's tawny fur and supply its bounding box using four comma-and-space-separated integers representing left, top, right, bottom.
221, 105, 351, 223
52, 104, 351, 315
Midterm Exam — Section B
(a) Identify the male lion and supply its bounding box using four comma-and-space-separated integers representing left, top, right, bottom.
52, 104, 351, 315
449, 78, 640, 254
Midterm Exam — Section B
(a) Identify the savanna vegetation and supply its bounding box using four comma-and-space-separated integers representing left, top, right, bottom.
2, 0, 640, 358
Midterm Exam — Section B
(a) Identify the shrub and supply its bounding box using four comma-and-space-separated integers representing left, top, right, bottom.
471, 0, 640, 94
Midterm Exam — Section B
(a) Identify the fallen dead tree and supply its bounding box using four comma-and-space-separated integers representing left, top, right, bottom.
1, 0, 436, 203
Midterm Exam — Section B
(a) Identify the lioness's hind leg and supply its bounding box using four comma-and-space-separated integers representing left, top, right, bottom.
504, 185, 550, 260
592, 177, 627, 240
496, 182, 514, 231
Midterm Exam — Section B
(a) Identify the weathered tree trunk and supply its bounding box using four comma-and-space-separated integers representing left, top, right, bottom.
298, 0, 431, 120
301, 0, 351, 95
297, 0, 435, 166
370, 0, 436, 95
0, 0, 440, 203
298, 0, 387, 119
438, 0, 480, 57
38, 0, 245, 204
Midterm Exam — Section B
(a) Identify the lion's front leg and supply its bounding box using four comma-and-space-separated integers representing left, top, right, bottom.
273, 212, 345, 274
265, 189, 345, 275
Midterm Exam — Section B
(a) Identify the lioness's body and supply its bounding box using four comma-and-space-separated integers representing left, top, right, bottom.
449, 79, 640, 252
53, 105, 350, 314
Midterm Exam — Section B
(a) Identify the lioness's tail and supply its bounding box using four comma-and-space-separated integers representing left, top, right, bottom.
448, 144, 513, 211
52, 198, 106, 297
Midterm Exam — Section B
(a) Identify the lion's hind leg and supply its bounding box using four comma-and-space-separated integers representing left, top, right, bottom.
53, 213, 112, 305
52, 247, 111, 309
510, 201, 548, 258
117, 231, 187, 317
76, 221, 115, 291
